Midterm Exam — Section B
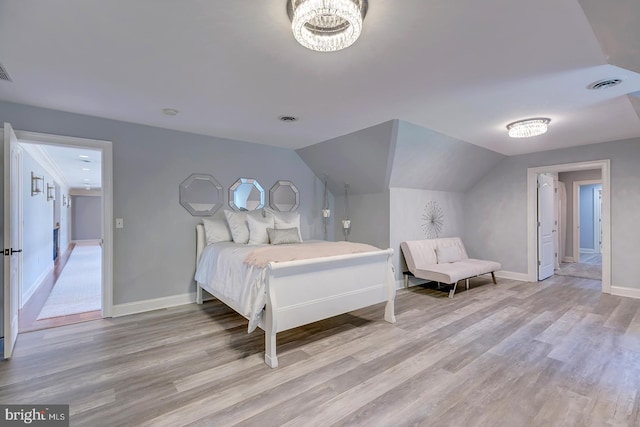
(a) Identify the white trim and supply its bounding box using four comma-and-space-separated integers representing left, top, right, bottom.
527, 160, 610, 294
15, 129, 114, 318
112, 293, 199, 317
21, 262, 54, 309
71, 239, 103, 245
563, 256, 575, 263
610, 286, 640, 299
494, 270, 532, 282
579, 248, 595, 254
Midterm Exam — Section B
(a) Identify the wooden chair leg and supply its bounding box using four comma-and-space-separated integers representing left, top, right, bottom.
491, 272, 497, 284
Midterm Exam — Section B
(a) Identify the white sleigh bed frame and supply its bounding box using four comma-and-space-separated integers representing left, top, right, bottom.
195, 224, 396, 368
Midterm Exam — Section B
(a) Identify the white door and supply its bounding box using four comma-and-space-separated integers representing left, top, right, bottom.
537, 174, 555, 280
4, 123, 22, 359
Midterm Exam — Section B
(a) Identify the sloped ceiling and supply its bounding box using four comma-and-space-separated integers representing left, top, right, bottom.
297, 119, 505, 194
295, 120, 397, 195
390, 121, 506, 192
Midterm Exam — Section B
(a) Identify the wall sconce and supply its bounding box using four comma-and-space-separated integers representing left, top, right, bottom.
46, 183, 55, 201
62, 194, 67, 206
67, 196, 72, 208
31, 172, 44, 196
322, 176, 331, 240
342, 183, 351, 241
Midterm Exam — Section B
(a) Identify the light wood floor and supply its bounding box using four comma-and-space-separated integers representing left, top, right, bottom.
2, 275, 640, 426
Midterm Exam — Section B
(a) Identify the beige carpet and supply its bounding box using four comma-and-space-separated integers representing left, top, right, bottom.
37, 244, 102, 320
555, 262, 601, 280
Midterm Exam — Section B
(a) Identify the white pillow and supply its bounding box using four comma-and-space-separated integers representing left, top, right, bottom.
268, 227, 301, 245
436, 245, 462, 264
202, 218, 232, 244
266, 208, 303, 241
224, 210, 249, 243
248, 213, 275, 244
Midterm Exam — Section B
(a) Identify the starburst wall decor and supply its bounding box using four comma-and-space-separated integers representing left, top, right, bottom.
421, 201, 444, 238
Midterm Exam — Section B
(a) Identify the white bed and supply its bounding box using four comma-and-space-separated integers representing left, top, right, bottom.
194, 224, 396, 368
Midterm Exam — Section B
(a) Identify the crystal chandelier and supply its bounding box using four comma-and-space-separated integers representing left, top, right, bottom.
507, 118, 551, 138
287, 0, 368, 52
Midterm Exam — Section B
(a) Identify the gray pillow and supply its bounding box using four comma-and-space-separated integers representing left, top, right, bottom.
267, 227, 301, 245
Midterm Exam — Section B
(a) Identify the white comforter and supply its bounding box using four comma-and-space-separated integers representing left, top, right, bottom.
194, 242, 269, 332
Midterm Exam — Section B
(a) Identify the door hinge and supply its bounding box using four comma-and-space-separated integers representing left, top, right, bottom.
538, 260, 541, 266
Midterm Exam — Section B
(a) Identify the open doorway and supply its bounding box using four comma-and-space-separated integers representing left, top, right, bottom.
527, 160, 610, 293
18, 143, 103, 331
551, 173, 602, 281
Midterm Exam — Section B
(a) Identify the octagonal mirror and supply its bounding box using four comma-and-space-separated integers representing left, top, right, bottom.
269, 180, 299, 212
229, 178, 264, 211
179, 173, 223, 216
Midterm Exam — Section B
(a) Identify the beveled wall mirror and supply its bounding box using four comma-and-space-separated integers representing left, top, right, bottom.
229, 178, 264, 211
179, 173, 223, 216
269, 180, 299, 212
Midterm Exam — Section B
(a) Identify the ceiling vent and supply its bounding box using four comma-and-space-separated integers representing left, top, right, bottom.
0, 63, 12, 82
588, 78, 622, 90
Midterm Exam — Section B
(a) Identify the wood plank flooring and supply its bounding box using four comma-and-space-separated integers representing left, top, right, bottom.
2, 275, 640, 426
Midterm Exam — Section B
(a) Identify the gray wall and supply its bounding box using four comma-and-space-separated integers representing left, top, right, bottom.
21, 150, 55, 304
0, 101, 325, 315
558, 169, 601, 258
464, 138, 640, 289
390, 188, 466, 280
72, 195, 102, 241
334, 191, 390, 249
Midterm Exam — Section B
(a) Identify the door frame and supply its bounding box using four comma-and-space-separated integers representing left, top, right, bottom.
572, 179, 602, 262
14, 130, 113, 317
527, 160, 610, 293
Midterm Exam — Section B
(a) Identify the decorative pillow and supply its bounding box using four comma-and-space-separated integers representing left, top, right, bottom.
224, 210, 249, 243
248, 213, 275, 244
267, 227, 302, 245
436, 245, 462, 264
202, 218, 232, 244
265, 208, 303, 241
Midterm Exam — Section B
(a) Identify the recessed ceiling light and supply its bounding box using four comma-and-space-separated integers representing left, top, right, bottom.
279, 116, 298, 122
79, 155, 89, 159
588, 78, 623, 90
84, 179, 90, 182
163, 108, 179, 116
82, 168, 91, 171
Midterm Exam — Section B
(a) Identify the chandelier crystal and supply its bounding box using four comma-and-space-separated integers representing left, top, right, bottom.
288, 0, 367, 52
507, 118, 551, 138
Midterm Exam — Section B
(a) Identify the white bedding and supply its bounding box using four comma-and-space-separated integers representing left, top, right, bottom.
194, 242, 268, 332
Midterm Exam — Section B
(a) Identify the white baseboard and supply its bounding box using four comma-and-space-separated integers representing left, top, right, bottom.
563, 257, 575, 263
610, 286, 640, 300
580, 248, 595, 254
112, 292, 216, 317
22, 262, 54, 308
495, 270, 532, 282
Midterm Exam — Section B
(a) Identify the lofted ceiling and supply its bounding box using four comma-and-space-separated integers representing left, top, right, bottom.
0, 0, 639, 156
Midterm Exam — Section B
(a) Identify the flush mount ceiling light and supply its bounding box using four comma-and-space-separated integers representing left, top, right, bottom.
506, 118, 551, 138
287, 0, 368, 52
